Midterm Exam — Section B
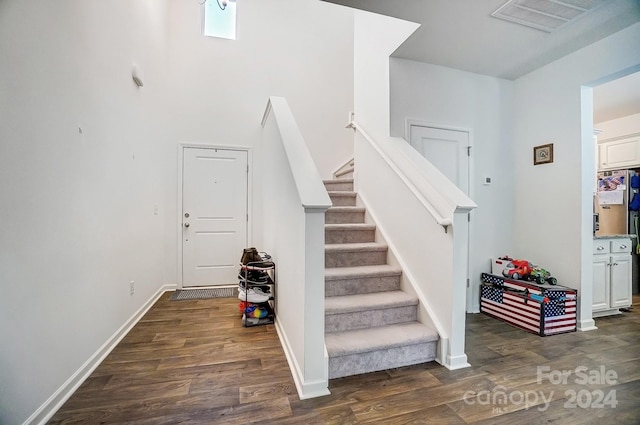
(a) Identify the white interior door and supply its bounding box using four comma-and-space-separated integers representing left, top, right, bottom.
409, 126, 469, 194
409, 125, 472, 309
182, 147, 248, 287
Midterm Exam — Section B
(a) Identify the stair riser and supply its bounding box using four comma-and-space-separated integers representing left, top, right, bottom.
325, 229, 375, 244
325, 249, 387, 268
324, 182, 354, 192
325, 275, 401, 297
328, 342, 437, 379
325, 305, 417, 333
328, 194, 357, 207
325, 211, 364, 224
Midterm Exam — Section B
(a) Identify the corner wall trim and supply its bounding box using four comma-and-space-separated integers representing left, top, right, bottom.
24, 284, 177, 425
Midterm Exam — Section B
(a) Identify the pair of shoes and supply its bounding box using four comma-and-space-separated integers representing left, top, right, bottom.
240, 247, 275, 269
238, 287, 270, 303
238, 270, 270, 284
238, 280, 270, 294
241, 247, 262, 264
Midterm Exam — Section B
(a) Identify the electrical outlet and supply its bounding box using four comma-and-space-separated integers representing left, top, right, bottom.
130, 281, 135, 295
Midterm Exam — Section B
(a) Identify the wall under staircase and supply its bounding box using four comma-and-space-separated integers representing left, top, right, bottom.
323, 178, 438, 379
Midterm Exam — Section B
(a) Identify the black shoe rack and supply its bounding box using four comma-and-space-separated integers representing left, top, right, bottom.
239, 257, 275, 327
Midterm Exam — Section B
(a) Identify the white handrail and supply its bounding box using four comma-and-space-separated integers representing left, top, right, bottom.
350, 121, 455, 232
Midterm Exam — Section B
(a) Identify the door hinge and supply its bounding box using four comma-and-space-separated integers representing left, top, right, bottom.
468, 213, 471, 222
467, 278, 470, 288
467, 146, 472, 156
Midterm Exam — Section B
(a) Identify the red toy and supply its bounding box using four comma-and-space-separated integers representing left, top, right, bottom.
502, 259, 533, 280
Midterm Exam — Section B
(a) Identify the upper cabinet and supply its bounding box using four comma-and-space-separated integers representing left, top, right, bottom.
598, 134, 640, 171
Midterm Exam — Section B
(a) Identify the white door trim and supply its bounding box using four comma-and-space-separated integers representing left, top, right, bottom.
177, 143, 253, 289
405, 119, 476, 313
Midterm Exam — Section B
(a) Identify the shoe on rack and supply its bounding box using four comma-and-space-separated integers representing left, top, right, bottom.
240, 247, 275, 270
238, 280, 270, 294
240, 247, 263, 265
237, 269, 270, 283
237, 287, 270, 303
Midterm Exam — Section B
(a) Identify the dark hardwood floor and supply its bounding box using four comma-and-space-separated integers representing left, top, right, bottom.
49, 293, 640, 424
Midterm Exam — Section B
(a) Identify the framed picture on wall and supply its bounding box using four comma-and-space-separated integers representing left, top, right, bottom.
533, 143, 554, 165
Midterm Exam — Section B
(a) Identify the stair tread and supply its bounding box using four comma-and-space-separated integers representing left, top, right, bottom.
325, 242, 387, 252
327, 191, 356, 196
324, 178, 354, 184
325, 223, 375, 230
326, 322, 438, 357
327, 206, 365, 212
325, 290, 417, 313
325, 264, 401, 280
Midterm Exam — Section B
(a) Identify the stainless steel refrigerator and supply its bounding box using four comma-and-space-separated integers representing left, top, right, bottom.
595, 169, 639, 237
595, 169, 640, 294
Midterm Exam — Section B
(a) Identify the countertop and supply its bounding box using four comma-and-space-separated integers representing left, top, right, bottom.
593, 234, 637, 239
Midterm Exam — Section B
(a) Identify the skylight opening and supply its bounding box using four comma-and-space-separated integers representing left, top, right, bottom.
204, 0, 236, 40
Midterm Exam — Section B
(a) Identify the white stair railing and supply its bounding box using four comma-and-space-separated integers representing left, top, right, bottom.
350, 120, 476, 370
261, 96, 332, 399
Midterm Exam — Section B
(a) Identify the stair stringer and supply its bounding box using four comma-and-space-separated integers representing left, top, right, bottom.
355, 192, 448, 366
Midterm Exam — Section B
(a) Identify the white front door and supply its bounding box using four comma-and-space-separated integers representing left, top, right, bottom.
409, 125, 472, 309
182, 147, 248, 287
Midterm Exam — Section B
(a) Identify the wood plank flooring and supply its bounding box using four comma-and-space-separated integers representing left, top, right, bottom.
49, 293, 640, 424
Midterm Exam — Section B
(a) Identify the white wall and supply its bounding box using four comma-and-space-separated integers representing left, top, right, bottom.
166, 0, 354, 180
389, 59, 515, 311
0, 1, 171, 423
0, 1, 354, 423
512, 23, 640, 330
597, 112, 640, 140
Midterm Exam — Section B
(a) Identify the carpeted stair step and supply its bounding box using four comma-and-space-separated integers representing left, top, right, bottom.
325, 242, 387, 268
325, 291, 418, 332
324, 179, 353, 192
325, 265, 402, 297
325, 206, 365, 224
325, 223, 376, 244
335, 167, 354, 179
326, 322, 439, 379
327, 191, 357, 207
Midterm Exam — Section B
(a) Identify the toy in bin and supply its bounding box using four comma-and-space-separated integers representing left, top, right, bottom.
501, 258, 558, 285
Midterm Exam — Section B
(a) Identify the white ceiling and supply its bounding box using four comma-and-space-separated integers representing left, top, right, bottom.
322, 0, 640, 121
593, 71, 640, 123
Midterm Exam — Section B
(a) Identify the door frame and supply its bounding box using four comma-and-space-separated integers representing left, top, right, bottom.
405, 119, 476, 313
177, 143, 253, 289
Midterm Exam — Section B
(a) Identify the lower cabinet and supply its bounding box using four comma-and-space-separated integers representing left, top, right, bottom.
592, 238, 633, 317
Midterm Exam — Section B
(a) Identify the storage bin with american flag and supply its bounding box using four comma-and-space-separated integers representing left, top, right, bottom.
480, 273, 577, 336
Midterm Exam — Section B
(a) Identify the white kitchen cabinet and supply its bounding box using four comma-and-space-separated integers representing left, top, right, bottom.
598, 135, 640, 171
592, 238, 633, 317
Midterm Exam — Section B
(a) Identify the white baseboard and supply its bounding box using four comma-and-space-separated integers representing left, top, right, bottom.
25, 284, 176, 425
577, 319, 598, 332
444, 354, 471, 370
274, 319, 330, 400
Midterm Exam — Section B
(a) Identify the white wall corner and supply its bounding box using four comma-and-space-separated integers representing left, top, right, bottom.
25, 285, 174, 425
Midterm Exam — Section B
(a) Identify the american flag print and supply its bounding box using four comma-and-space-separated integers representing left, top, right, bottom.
480, 281, 577, 336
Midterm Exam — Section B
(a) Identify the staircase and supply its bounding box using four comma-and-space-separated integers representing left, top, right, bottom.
323, 177, 439, 379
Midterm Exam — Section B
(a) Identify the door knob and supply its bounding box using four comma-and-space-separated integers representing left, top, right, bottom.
184, 222, 190, 228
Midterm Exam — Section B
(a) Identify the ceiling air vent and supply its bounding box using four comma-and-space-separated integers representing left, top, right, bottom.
491, 0, 606, 32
